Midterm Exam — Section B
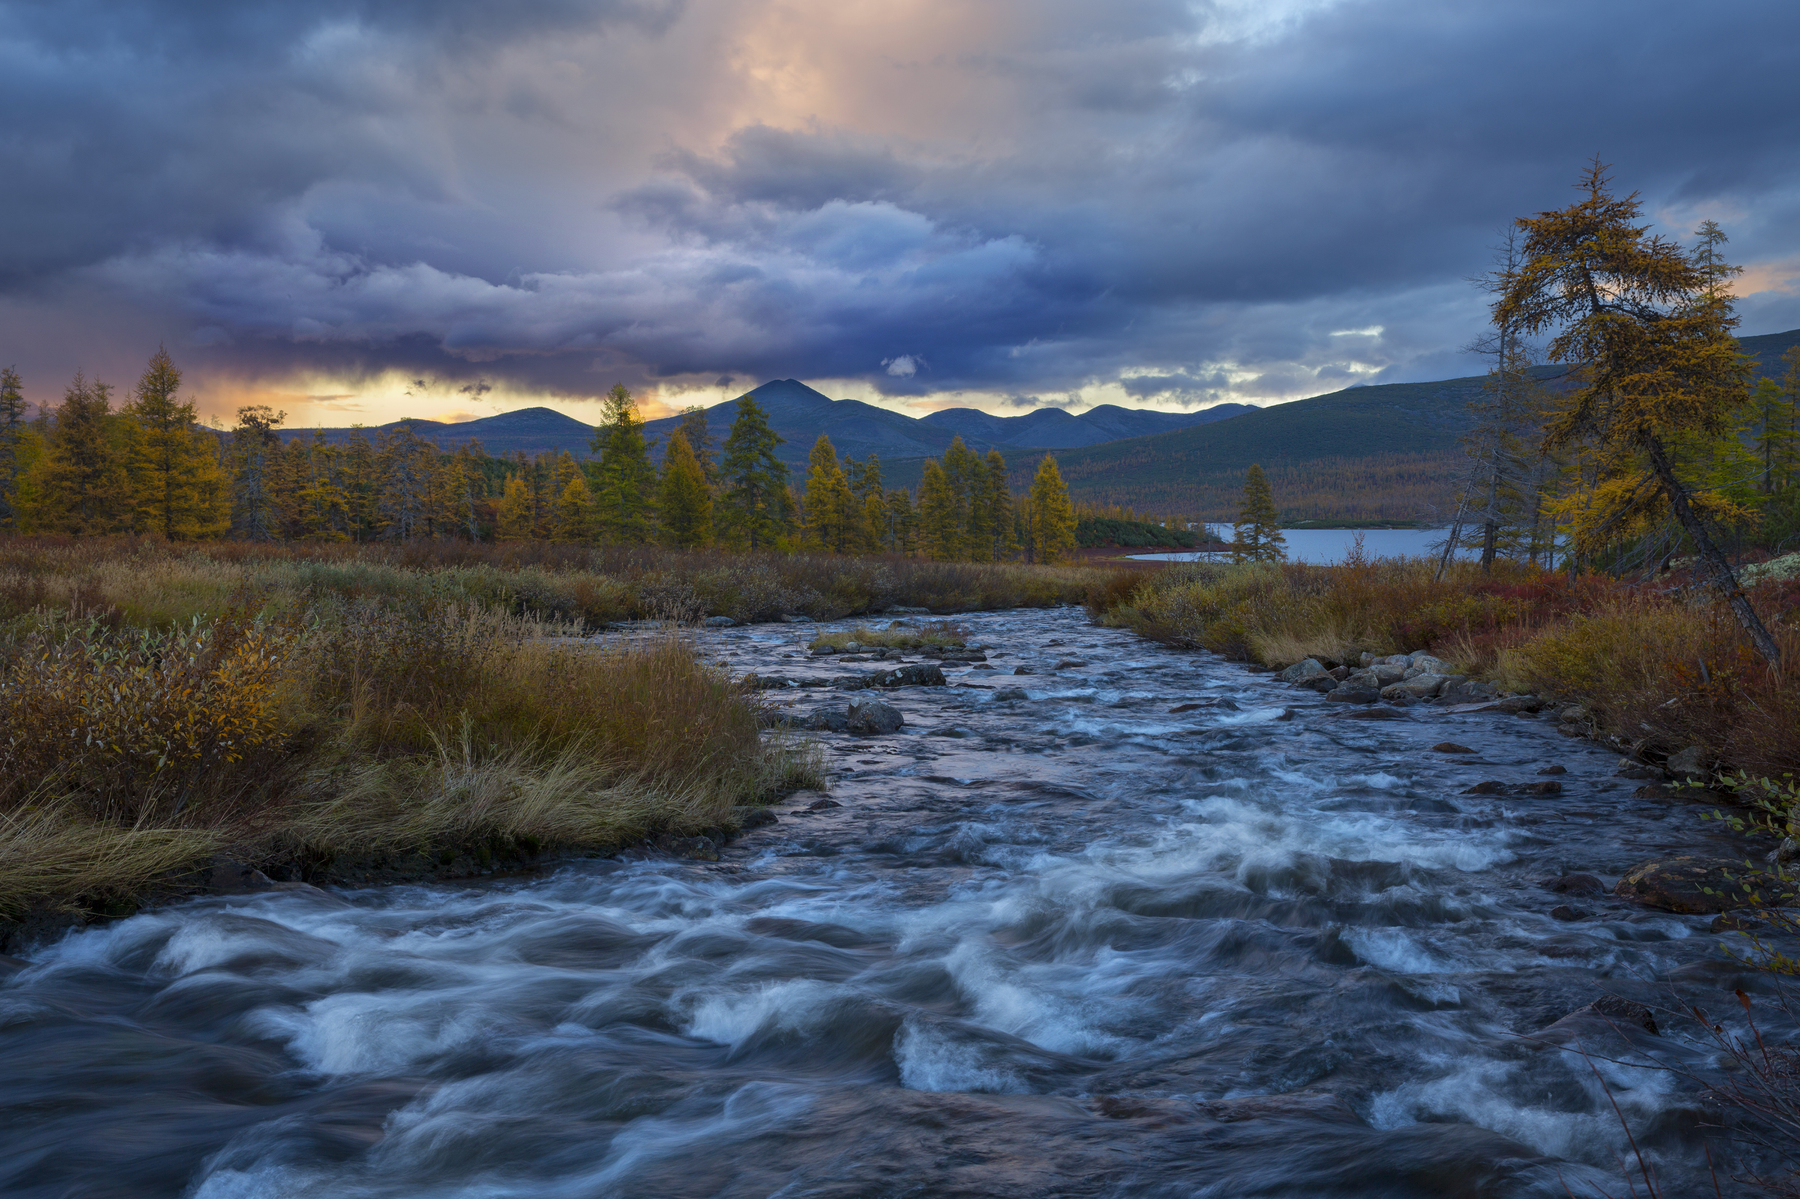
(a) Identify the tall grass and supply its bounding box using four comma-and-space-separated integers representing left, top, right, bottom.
3, 537, 991, 919
1091, 556, 1800, 778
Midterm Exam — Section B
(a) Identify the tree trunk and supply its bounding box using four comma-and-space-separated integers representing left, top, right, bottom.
1643, 435, 1783, 666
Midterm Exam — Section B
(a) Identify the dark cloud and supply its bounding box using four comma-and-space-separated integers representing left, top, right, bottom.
3, 0, 1798, 416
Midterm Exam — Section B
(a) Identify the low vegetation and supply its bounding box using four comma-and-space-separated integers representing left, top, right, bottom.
1090, 553, 1800, 778
0, 536, 1109, 922
809, 620, 969, 651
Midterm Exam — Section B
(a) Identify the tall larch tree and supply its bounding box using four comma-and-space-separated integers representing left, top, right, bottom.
660, 428, 713, 548
982, 449, 1017, 561
677, 405, 719, 486
802, 435, 857, 552
40, 372, 134, 535
718, 396, 789, 551
917, 460, 960, 560
496, 475, 534, 540
1027, 455, 1077, 564
592, 383, 655, 543
1232, 464, 1287, 562
123, 347, 227, 539
1496, 162, 1778, 663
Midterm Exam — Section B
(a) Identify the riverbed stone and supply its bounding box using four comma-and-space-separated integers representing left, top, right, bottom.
1330, 706, 1405, 720
1437, 679, 1498, 704
703, 615, 737, 627
1279, 658, 1327, 683
1404, 655, 1452, 678
1432, 742, 1476, 754
1615, 856, 1775, 914
993, 687, 1028, 701
1324, 685, 1379, 704
846, 697, 904, 735
870, 663, 947, 688
1542, 873, 1606, 894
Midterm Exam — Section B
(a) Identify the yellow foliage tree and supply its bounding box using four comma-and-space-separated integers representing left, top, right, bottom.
1496, 161, 1778, 663
1027, 455, 1077, 564
659, 429, 713, 548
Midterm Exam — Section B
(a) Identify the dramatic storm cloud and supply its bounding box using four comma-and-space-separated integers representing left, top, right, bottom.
3, 0, 1798, 422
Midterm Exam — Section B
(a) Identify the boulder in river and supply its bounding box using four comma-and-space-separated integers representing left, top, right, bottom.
870, 663, 947, 688
993, 687, 1028, 701
1615, 856, 1779, 913
1432, 742, 1475, 754
1324, 686, 1379, 704
846, 697, 904, 735
1404, 655, 1452, 678
703, 615, 737, 627
1542, 873, 1605, 894
200, 858, 274, 895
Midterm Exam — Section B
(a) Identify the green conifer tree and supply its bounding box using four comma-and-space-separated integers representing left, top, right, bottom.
1232, 464, 1286, 562
591, 383, 655, 542
0, 366, 26, 530
229, 405, 286, 541
677, 405, 719, 486
717, 396, 789, 551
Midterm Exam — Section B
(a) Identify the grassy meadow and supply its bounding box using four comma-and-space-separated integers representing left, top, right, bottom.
0, 537, 1107, 924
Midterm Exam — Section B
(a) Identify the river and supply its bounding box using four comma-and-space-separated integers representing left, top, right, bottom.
0, 607, 1779, 1197
1129, 527, 1474, 565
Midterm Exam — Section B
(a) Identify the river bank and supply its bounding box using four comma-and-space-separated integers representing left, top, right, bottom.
1091, 556, 1800, 784
4, 605, 1791, 1197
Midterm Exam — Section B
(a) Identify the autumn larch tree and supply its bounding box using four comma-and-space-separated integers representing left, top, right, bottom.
1496, 161, 1779, 663
802, 435, 858, 552
1027, 455, 1077, 564
123, 347, 228, 540
677, 405, 719, 487
41, 372, 134, 536
660, 428, 713, 548
1232, 464, 1286, 562
917, 459, 960, 560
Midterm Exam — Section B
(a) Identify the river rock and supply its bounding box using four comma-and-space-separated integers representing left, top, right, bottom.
655, 834, 720, 861
1543, 873, 1605, 894
1437, 679, 1498, 704
1382, 674, 1448, 699
1279, 658, 1327, 683
1615, 856, 1772, 913
870, 663, 947, 688
1404, 655, 1452, 678
845, 697, 904, 735
1549, 905, 1587, 922
201, 858, 275, 894
780, 614, 815, 623
811, 645, 838, 656
703, 615, 737, 627
1517, 780, 1563, 795
1013, 665, 1036, 675
732, 806, 778, 829
1331, 706, 1405, 720
805, 707, 852, 733
1665, 745, 1709, 782
1168, 698, 1241, 713
1324, 686, 1379, 704
1298, 675, 1339, 693
1382, 654, 1412, 667
1432, 742, 1475, 754
885, 605, 930, 615
1462, 781, 1507, 795
994, 687, 1028, 701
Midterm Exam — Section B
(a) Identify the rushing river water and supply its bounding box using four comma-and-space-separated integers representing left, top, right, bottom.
1, 608, 1785, 1197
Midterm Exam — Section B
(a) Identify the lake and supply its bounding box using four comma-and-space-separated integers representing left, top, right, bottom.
1130, 526, 1472, 565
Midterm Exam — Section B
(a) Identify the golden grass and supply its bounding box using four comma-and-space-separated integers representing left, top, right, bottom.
1091, 555, 1800, 778
809, 620, 969, 650
0, 539, 878, 921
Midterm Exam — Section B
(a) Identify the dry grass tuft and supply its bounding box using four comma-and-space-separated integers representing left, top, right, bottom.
810, 620, 969, 650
